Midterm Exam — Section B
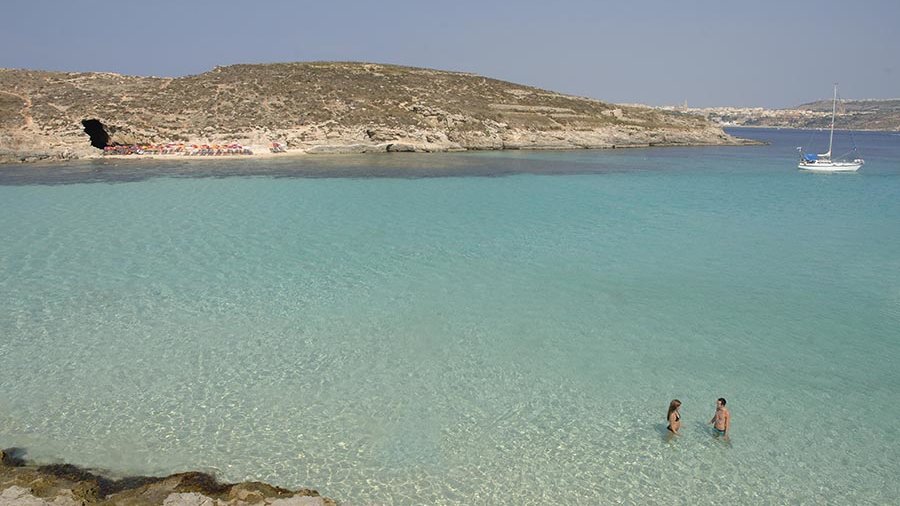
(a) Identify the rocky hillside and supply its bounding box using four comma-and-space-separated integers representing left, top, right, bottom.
0, 62, 746, 162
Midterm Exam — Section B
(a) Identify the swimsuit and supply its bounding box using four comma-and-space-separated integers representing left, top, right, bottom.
667, 411, 680, 432
713, 410, 726, 435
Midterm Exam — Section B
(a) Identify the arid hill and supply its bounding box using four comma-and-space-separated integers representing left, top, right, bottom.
0, 62, 747, 162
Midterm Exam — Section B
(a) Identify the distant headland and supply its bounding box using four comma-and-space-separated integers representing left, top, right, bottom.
653, 99, 900, 131
0, 62, 754, 163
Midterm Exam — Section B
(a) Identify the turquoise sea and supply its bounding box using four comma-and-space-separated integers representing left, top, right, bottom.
1, 128, 898, 504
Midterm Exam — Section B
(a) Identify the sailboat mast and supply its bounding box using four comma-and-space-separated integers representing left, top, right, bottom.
828, 83, 837, 157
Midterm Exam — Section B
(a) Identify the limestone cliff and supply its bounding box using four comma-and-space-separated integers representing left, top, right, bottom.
0, 62, 748, 163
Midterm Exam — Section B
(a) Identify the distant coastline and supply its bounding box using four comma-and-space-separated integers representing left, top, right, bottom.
654, 101, 900, 132
724, 124, 893, 133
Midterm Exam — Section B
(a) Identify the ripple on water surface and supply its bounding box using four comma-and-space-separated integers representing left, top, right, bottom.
1, 135, 899, 503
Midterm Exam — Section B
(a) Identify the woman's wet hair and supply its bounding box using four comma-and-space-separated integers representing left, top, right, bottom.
667, 399, 681, 420
718, 397, 727, 406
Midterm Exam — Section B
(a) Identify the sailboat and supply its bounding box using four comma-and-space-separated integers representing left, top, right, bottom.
797, 84, 864, 173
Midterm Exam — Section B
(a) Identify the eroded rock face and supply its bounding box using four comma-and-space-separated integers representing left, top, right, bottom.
0, 450, 335, 506
0, 62, 751, 162
0, 485, 80, 506
81, 119, 109, 149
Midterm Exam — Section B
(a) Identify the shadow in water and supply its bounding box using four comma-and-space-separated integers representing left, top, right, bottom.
0, 447, 26, 466
2, 447, 233, 498
0, 150, 641, 186
655, 423, 680, 443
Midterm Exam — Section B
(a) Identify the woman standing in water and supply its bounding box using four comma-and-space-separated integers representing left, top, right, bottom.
667, 399, 682, 436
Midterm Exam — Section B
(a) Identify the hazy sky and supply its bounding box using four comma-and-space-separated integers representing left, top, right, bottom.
2, 0, 898, 108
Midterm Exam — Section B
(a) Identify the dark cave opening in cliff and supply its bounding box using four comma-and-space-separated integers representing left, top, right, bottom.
81, 119, 110, 149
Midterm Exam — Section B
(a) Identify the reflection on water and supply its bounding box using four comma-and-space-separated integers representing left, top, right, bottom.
1, 128, 899, 504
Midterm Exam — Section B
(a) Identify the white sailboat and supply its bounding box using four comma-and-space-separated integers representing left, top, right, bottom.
797, 84, 864, 173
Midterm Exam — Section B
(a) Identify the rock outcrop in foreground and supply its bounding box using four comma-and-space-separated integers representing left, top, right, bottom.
0, 62, 750, 163
0, 449, 334, 505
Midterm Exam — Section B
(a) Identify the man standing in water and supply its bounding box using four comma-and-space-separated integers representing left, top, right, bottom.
709, 398, 730, 439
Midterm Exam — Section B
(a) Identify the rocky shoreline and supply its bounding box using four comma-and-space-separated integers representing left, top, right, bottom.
0, 132, 761, 166
0, 449, 335, 506
1, 62, 758, 165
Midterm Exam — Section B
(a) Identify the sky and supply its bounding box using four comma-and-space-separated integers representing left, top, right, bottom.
2, 0, 898, 108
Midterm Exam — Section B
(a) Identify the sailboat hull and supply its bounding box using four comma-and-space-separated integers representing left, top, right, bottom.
797, 161, 862, 173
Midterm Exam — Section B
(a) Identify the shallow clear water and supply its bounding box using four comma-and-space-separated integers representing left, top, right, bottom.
1, 128, 899, 504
